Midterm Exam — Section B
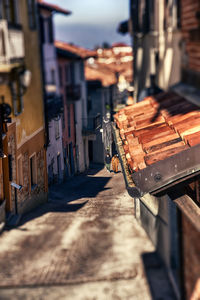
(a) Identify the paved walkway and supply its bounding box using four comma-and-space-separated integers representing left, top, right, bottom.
0, 165, 176, 299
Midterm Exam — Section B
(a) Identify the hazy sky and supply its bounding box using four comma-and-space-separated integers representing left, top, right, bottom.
46, 0, 130, 49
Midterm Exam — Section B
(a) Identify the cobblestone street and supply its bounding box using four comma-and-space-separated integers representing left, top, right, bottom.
0, 165, 176, 299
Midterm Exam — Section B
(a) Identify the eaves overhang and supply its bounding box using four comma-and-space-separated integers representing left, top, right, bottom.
38, 1, 71, 15
113, 119, 200, 198
56, 48, 81, 60
131, 143, 200, 196
113, 91, 200, 198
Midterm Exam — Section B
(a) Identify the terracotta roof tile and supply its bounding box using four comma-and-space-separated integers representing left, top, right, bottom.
114, 91, 200, 173
145, 144, 189, 166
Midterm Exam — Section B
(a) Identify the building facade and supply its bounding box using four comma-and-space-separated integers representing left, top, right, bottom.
56, 45, 78, 177
0, 0, 48, 221
55, 41, 92, 173
130, 0, 181, 101
125, 0, 200, 299
37, 1, 71, 184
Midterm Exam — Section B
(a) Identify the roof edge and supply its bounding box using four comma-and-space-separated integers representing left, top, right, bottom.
38, 2, 71, 15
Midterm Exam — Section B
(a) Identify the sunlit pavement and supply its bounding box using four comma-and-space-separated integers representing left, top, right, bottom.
0, 164, 176, 300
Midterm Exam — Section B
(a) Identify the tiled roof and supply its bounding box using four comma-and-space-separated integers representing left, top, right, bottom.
37, 1, 71, 15
85, 63, 117, 87
114, 91, 200, 173
55, 41, 96, 59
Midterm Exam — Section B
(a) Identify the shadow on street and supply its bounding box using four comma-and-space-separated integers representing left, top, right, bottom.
10, 164, 112, 228
142, 252, 177, 299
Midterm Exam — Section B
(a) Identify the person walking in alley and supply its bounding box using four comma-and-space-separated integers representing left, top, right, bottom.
105, 151, 112, 172
111, 154, 120, 173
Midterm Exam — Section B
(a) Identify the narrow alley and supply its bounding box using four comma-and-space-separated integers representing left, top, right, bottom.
0, 165, 176, 300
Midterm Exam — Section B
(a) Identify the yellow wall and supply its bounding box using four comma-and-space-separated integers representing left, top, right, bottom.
0, 0, 45, 147
17, 0, 44, 146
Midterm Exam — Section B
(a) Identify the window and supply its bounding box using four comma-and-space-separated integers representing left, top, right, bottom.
17, 156, 23, 186
3, 0, 18, 25
59, 66, 63, 87
39, 16, 45, 44
47, 17, 53, 43
70, 62, 75, 85
51, 69, 55, 84
133, 0, 153, 33
164, 0, 179, 31
27, 0, 36, 30
67, 105, 71, 138
62, 112, 65, 129
57, 154, 60, 176
87, 95, 92, 113
55, 120, 60, 139
10, 78, 23, 116
79, 61, 84, 81
65, 64, 70, 83
30, 154, 37, 188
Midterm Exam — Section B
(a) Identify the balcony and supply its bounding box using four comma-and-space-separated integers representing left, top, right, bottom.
65, 84, 81, 102
0, 20, 24, 68
47, 95, 63, 121
82, 114, 101, 136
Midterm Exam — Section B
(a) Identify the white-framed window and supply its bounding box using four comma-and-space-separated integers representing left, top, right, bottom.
29, 153, 37, 189
17, 155, 23, 186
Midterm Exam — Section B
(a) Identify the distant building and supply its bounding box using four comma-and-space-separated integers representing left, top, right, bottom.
85, 43, 134, 161
85, 61, 116, 162
0, 0, 48, 222
55, 41, 95, 173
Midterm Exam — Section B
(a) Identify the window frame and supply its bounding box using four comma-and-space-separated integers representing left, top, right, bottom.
10, 78, 24, 116
29, 153, 37, 190
17, 155, 23, 186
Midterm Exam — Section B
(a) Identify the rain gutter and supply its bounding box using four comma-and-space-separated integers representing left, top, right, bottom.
111, 122, 141, 198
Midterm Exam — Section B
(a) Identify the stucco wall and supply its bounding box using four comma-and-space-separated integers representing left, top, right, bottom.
182, 213, 200, 299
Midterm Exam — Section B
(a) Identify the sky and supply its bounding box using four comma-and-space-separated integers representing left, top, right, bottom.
46, 0, 130, 49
